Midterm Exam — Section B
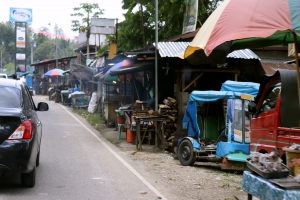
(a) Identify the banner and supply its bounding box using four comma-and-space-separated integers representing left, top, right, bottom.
16, 53, 26, 60
182, 0, 198, 34
16, 27, 26, 48
10, 8, 32, 23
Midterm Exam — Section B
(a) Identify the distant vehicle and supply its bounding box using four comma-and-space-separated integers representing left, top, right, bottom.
0, 73, 7, 79
0, 78, 49, 187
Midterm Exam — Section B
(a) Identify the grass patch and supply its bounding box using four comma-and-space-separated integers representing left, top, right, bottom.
73, 109, 105, 129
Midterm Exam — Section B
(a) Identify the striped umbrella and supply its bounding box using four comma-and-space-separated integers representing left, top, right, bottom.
44, 68, 65, 77
184, 0, 300, 65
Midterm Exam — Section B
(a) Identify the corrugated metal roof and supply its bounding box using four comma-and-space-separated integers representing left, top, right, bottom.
155, 42, 260, 60
260, 59, 296, 75
155, 42, 190, 58
227, 49, 260, 60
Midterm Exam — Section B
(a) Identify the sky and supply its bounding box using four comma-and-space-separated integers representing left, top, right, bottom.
0, 0, 126, 40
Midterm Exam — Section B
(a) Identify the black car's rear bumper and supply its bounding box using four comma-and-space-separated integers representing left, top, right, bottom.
0, 139, 37, 173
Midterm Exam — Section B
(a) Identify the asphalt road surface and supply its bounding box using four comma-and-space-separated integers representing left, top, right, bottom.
0, 95, 166, 200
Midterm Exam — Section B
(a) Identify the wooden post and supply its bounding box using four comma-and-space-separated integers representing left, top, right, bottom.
293, 32, 300, 127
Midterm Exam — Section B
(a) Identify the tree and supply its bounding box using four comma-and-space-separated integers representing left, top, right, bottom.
70, 3, 104, 58
4, 62, 15, 75
117, 0, 218, 51
0, 22, 16, 67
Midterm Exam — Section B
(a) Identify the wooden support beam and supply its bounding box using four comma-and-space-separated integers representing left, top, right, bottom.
175, 68, 240, 74
182, 73, 203, 92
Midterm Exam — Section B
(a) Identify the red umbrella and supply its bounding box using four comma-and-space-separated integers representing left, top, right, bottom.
184, 0, 300, 65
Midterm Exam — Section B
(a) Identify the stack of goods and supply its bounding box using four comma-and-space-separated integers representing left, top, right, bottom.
249, 151, 288, 172
247, 151, 290, 179
159, 97, 178, 150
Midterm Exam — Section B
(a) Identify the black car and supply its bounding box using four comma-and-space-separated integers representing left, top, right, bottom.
0, 78, 48, 187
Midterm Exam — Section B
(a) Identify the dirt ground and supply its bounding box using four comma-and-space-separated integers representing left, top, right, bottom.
100, 126, 254, 200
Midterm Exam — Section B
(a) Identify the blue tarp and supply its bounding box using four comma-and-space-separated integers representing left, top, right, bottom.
183, 80, 260, 140
221, 80, 260, 96
189, 90, 241, 102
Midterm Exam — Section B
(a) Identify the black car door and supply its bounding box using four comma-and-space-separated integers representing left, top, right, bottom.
21, 85, 42, 148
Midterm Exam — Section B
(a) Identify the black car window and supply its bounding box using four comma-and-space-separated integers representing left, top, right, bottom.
259, 84, 281, 113
24, 85, 36, 109
21, 85, 34, 110
0, 86, 21, 108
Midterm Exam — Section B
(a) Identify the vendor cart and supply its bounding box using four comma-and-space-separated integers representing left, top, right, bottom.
177, 80, 259, 170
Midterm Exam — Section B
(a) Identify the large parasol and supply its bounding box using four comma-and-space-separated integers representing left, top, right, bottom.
183, 0, 300, 125
184, 0, 300, 65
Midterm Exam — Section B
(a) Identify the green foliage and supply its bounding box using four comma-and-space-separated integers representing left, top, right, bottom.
4, 63, 15, 75
0, 22, 16, 66
117, 0, 218, 51
70, 3, 104, 38
73, 109, 105, 129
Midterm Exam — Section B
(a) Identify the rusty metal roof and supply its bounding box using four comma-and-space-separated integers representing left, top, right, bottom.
260, 59, 296, 75
166, 28, 200, 42
155, 42, 260, 60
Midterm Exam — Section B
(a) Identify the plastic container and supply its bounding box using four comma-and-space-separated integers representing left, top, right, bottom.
293, 164, 300, 176
284, 147, 300, 175
126, 129, 135, 143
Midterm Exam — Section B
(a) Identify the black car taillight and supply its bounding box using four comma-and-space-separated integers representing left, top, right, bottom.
7, 120, 34, 140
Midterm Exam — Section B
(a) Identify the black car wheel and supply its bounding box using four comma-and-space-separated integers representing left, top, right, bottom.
36, 151, 40, 167
178, 140, 196, 166
21, 167, 36, 187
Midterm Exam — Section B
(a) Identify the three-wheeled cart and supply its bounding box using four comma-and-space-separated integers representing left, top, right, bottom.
177, 81, 259, 170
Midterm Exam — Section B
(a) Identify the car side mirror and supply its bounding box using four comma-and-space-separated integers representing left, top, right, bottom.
248, 101, 257, 114
37, 102, 49, 111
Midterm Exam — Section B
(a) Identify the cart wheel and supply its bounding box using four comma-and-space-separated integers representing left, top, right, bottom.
178, 140, 196, 166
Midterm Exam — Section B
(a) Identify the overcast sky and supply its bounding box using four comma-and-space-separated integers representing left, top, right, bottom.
0, 0, 126, 39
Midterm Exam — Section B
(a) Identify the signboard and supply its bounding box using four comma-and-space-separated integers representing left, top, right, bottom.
10, 8, 32, 22
16, 27, 26, 48
90, 18, 115, 35
16, 53, 26, 60
233, 99, 251, 143
182, 0, 198, 34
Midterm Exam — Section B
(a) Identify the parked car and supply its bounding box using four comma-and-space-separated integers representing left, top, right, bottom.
0, 73, 7, 79
0, 78, 48, 187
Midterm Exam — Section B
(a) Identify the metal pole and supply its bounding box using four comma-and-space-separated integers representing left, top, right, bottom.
25, 23, 27, 70
31, 41, 33, 64
0, 51, 2, 69
15, 23, 17, 73
155, 0, 158, 111
55, 30, 57, 68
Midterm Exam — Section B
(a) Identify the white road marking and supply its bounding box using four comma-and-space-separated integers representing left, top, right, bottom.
61, 105, 167, 200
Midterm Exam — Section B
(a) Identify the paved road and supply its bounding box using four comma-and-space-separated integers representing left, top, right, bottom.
0, 95, 166, 200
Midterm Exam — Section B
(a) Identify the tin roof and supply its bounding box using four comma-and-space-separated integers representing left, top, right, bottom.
227, 49, 260, 60
260, 59, 296, 75
155, 42, 260, 60
155, 42, 191, 58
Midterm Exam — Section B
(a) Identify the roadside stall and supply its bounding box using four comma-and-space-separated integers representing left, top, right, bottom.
242, 149, 300, 200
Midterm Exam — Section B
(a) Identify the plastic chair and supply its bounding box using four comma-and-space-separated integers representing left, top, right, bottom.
117, 124, 125, 139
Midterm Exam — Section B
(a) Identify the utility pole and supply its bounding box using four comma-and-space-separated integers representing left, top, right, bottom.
0, 51, 2, 69
55, 23, 58, 68
31, 40, 36, 64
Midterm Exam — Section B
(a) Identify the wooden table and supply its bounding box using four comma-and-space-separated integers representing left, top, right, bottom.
242, 170, 300, 200
133, 115, 167, 151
